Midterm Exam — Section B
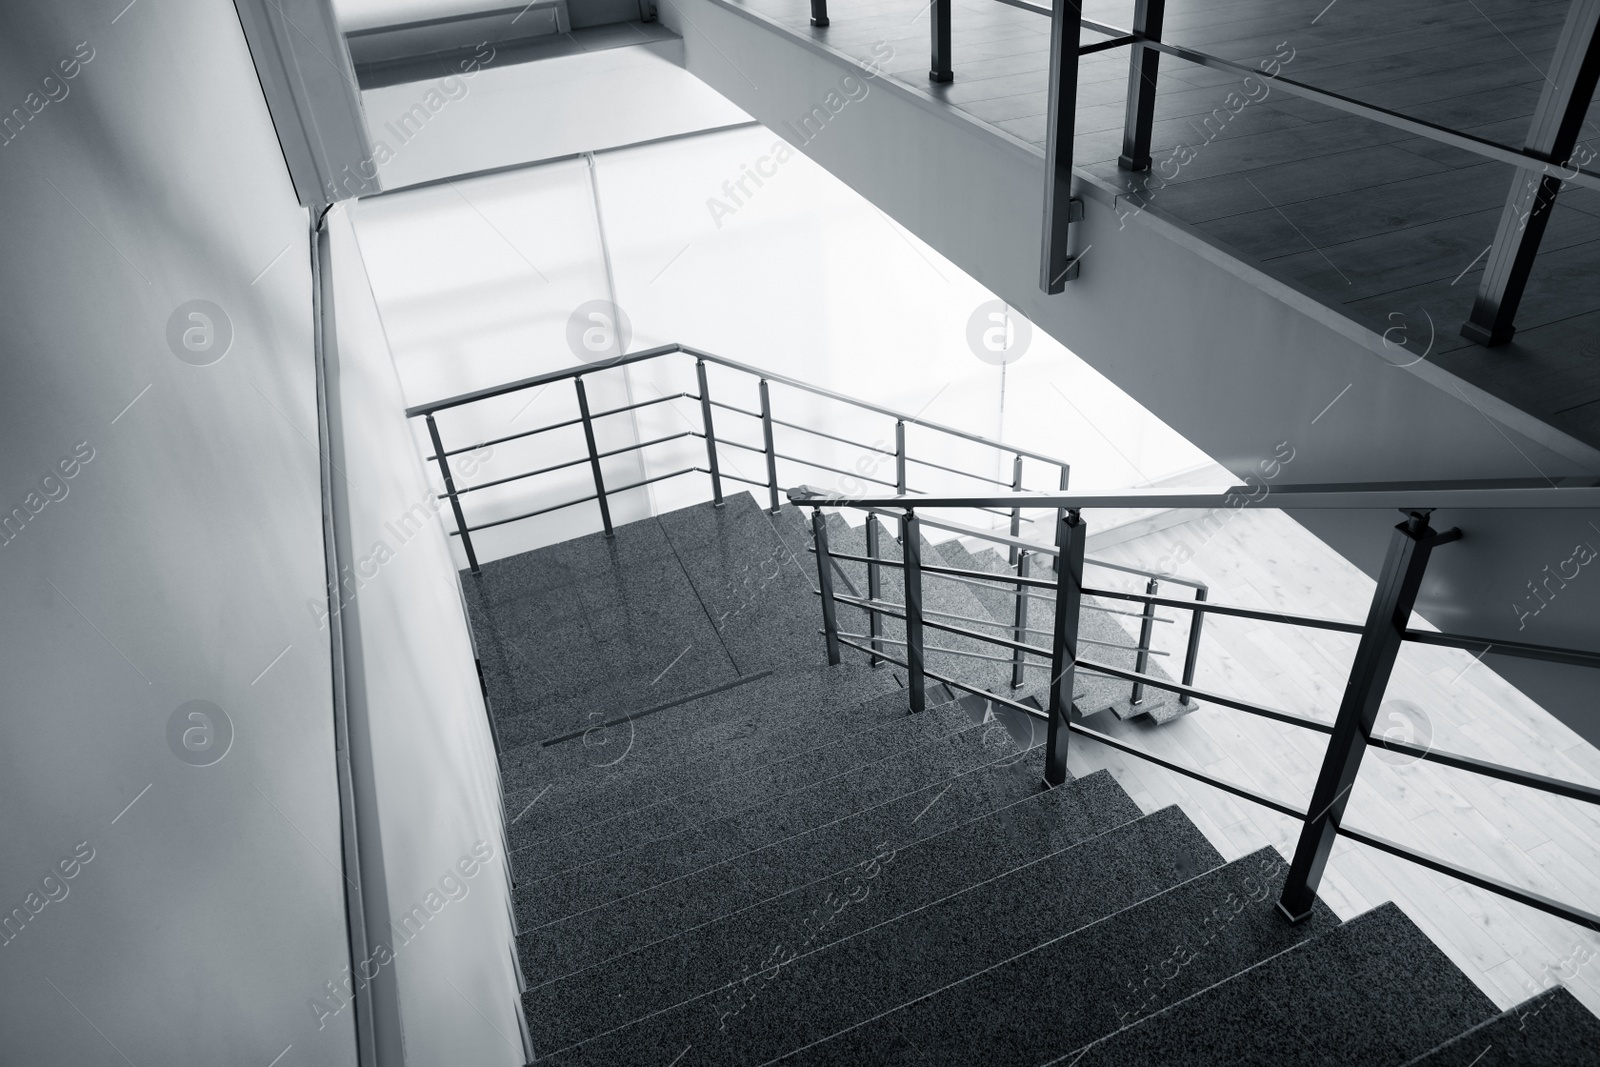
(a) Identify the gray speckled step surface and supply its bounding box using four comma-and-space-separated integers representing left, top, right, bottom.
543, 803, 1219, 1065
1401, 985, 1600, 1067
512, 703, 1066, 928
1068, 902, 1498, 1067
524, 769, 1144, 1053
786, 846, 1341, 1066
467, 493, 1597, 1067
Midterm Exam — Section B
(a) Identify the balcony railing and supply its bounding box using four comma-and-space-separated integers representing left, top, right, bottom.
789, 481, 1600, 936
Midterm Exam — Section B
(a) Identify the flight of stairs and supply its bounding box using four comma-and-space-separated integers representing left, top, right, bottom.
460, 492, 1599, 1066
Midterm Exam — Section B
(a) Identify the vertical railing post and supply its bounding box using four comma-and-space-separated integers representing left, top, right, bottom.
1010, 550, 1032, 690
811, 508, 842, 666
1008, 454, 1024, 566
1118, 0, 1165, 171
696, 359, 725, 506
902, 509, 927, 713
1460, 0, 1600, 346
894, 419, 907, 544
1278, 511, 1460, 922
1130, 578, 1158, 704
894, 420, 907, 495
1179, 585, 1206, 705
1056, 463, 1071, 533
930, 0, 952, 83
1044, 509, 1086, 787
1041, 0, 1085, 292
574, 377, 614, 538
809, 0, 828, 26
865, 516, 885, 667
424, 414, 480, 575
759, 378, 780, 513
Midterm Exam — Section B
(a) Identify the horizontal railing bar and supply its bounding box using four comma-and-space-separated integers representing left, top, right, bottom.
860, 510, 1203, 588
1080, 32, 1137, 54
821, 545, 1341, 634
835, 594, 1169, 655
769, 416, 896, 455
453, 454, 587, 494
409, 343, 1078, 469
832, 640, 1050, 726
1082, 586, 1364, 634
709, 398, 763, 420
1068, 20, 1600, 194
453, 431, 695, 495
1338, 825, 1600, 933
1084, 556, 1206, 590
450, 466, 702, 535
1069, 721, 1308, 819
1368, 739, 1600, 806
715, 345, 1074, 466
453, 492, 597, 533
903, 453, 1022, 489
910, 609, 1321, 730
1402, 629, 1600, 670
602, 466, 702, 497
718, 470, 774, 491
717, 436, 771, 457
423, 392, 694, 460
409, 343, 684, 415
780, 453, 901, 488
427, 416, 578, 459
833, 630, 1046, 667
1066, 655, 1335, 734
791, 480, 1600, 511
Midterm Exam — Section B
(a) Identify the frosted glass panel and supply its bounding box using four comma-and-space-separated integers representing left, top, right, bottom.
354, 123, 1215, 566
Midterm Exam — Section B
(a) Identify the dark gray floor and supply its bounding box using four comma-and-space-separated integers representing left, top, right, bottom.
467, 494, 1594, 1065
354, 20, 680, 89
720, 0, 1600, 451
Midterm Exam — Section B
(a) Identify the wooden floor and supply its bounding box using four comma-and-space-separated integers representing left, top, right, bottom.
730, 0, 1600, 450
1036, 506, 1600, 1017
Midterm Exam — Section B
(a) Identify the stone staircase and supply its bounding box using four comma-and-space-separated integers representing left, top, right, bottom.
461, 492, 1599, 1066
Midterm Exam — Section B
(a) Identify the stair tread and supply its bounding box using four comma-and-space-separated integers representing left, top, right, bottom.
507, 693, 979, 877
659, 492, 822, 674
512, 708, 1061, 926
518, 765, 1135, 997
542, 802, 1218, 1064
1401, 985, 1600, 1067
788, 846, 1340, 1065
499, 666, 908, 846
1069, 901, 1497, 1067
524, 770, 1143, 1052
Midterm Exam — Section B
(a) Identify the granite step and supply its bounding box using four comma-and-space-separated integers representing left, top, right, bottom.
506, 689, 981, 878
541, 802, 1219, 1064
1067, 901, 1498, 1067
785, 846, 1341, 1065
511, 702, 1060, 927
1401, 985, 1600, 1066
463, 513, 746, 748
515, 748, 1129, 993
497, 663, 903, 845
658, 492, 824, 676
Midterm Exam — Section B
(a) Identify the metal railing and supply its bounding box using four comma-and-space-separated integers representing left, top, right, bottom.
790, 482, 1600, 936
807, 0, 1600, 326
407, 343, 1203, 694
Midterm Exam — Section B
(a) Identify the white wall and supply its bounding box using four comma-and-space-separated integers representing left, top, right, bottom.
323, 204, 526, 1066
0, 2, 357, 1064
